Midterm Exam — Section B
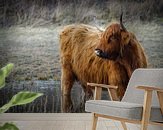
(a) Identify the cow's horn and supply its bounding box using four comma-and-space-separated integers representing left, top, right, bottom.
120, 13, 127, 31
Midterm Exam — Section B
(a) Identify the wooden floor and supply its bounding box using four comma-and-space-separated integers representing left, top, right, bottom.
0, 113, 139, 130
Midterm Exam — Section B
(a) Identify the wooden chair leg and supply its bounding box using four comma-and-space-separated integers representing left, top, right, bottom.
157, 91, 163, 114
92, 113, 98, 130
121, 121, 127, 130
141, 90, 152, 130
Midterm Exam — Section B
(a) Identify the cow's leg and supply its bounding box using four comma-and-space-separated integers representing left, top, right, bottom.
61, 94, 73, 112
108, 64, 128, 100
82, 85, 94, 101
61, 65, 75, 95
109, 74, 127, 100
61, 64, 75, 112
109, 82, 126, 100
117, 84, 126, 100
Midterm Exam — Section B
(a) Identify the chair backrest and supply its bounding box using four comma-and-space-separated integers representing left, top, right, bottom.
122, 68, 163, 107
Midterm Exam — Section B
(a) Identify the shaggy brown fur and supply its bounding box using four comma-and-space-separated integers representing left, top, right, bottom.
59, 23, 147, 100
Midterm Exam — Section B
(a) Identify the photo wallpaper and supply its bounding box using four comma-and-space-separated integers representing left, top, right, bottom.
0, 0, 162, 113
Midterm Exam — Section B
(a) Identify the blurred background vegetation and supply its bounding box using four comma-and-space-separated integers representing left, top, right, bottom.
0, 0, 162, 27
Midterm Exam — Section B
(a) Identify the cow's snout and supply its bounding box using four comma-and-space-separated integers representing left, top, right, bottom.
95, 49, 103, 57
95, 49, 120, 60
95, 49, 108, 59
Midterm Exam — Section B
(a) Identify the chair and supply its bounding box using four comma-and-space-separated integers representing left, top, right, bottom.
85, 68, 163, 130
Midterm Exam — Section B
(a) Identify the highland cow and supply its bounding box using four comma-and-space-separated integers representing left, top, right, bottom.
59, 15, 147, 100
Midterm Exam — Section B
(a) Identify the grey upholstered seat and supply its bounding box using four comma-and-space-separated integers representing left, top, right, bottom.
85, 69, 163, 123
85, 100, 163, 122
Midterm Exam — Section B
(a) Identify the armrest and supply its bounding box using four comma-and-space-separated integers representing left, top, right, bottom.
87, 82, 119, 101
136, 86, 163, 92
87, 83, 118, 89
137, 86, 163, 122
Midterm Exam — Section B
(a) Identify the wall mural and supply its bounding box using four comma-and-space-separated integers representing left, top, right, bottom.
0, 0, 162, 113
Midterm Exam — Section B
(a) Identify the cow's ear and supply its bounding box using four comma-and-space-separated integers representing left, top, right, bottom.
121, 31, 130, 45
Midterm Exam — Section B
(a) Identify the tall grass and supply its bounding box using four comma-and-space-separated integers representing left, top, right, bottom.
0, 0, 162, 27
